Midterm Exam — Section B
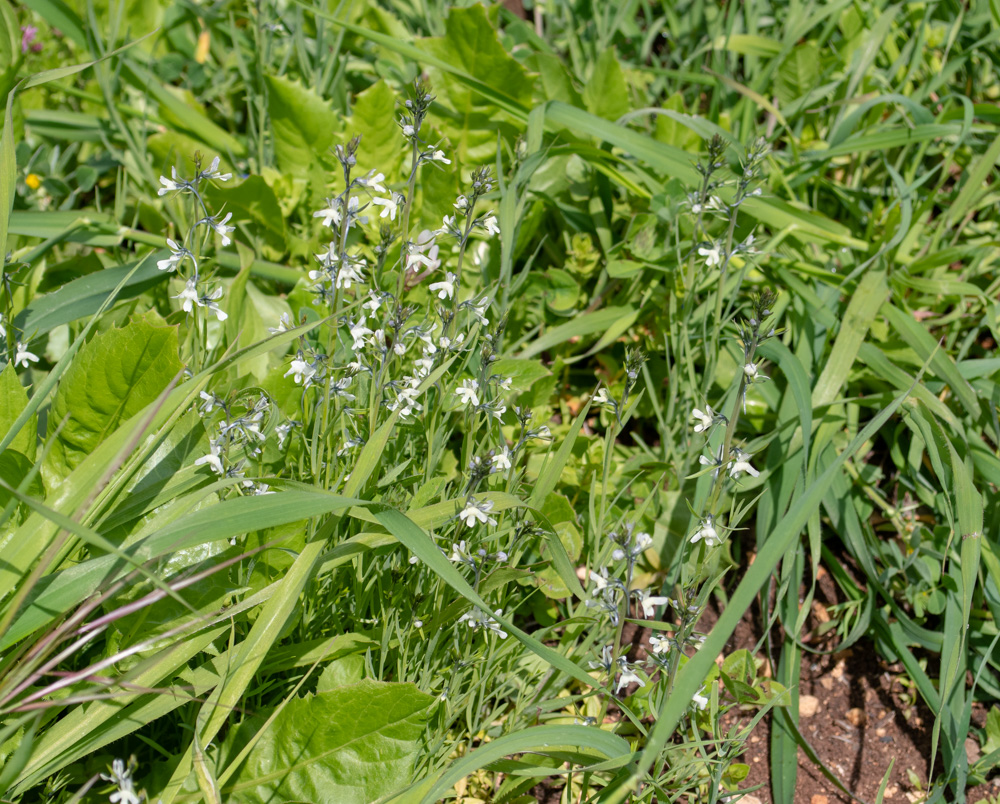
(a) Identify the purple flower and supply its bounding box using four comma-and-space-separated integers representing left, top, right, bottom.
21, 26, 42, 54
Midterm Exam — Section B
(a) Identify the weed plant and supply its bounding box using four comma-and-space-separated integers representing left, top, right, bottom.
1, 1, 998, 803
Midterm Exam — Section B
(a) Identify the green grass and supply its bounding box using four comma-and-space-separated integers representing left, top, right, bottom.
0, 0, 998, 802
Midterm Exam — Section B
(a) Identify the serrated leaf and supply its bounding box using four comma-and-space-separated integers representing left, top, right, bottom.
266, 75, 339, 178
44, 316, 183, 483
350, 80, 402, 176
584, 49, 630, 122
417, 4, 534, 113
223, 680, 434, 804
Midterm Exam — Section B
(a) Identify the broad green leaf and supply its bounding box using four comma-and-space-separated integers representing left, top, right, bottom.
266, 74, 339, 178
583, 49, 630, 122
350, 80, 403, 176
417, 5, 535, 113
776, 41, 820, 104
44, 316, 183, 483
222, 680, 434, 804
203, 176, 286, 258
0, 363, 35, 461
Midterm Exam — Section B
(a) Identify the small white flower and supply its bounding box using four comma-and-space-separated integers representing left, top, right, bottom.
593, 388, 614, 407
202, 212, 235, 247
199, 156, 232, 182
459, 497, 497, 528
691, 515, 720, 547
199, 286, 228, 321
268, 313, 294, 334
14, 342, 39, 368
482, 213, 500, 237
492, 403, 507, 421
174, 278, 200, 313
744, 361, 760, 381
455, 378, 480, 407
649, 634, 670, 655
639, 592, 669, 618
691, 405, 716, 433
729, 448, 759, 479
458, 607, 507, 638
454, 195, 468, 210
372, 191, 402, 221
698, 242, 722, 267
157, 238, 189, 272
194, 439, 224, 475
157, 166, 184, 196
692, 691, 709, 710
285, 355, 317, 386
429, 149, 451, 164
358, 170, 387, 194
348, 317, 373, 352
492, 446, 512, 471
615, 658, 645, 694
402, 123, 415, 138
589, 567, 610, 592
429, 272, 457, 300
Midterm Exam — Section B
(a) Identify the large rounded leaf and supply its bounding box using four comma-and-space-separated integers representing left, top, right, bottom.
222, 680, 435, 804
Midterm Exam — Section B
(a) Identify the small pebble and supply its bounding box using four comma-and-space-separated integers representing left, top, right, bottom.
846, 707, 867, 727
799, 694, 820, 717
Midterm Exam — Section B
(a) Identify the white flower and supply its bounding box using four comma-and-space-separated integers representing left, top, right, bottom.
692, 691, 709, 710
268, 312, 294, 334
690, 515, 719, 547
744, 362, 760, 381
275, 422, 294, 447
363, 290, 385, 313
649, 634, 670, 655
729, 448, 759, 479
698, 242, 722, 267
615, 659, 645, 694
429, 272, 457, 300
157, 166, 184, 196
199, 156, 232, 182
14, 342, 39, 368
455, 378, 480, 407
458, 607, 507, 638
194, 439, 224, 475
157, 238, 189, 272
691, 406, 716, 433
482, 213, 500, 237
429, 149, 450, 164
492, 403, 506, 421
459, 497, 497, 528
202, 212, 235, 247
639, 592, 669, 618
348, 317, 373, 352
336, 260, 366, 289
174, 278, 200, 313
454, 195, 468, 210
402, 123, 415, 138
285, 355, 317, 385
469, 298, 489, 325
492, 446, 512, 471
313, 198, 341, 228
372, 191, 402, 221
199, 286, 228, 321
406, 230, 441, 273
358, 170, 387, 194
589, 567, 610, 592
593, 388, 614, 407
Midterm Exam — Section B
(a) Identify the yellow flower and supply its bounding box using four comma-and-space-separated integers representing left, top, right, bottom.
25, 173, 41, 190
